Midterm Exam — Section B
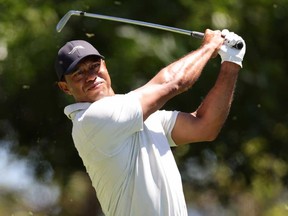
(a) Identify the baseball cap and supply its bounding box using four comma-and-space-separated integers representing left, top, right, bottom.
55, 40, 104, 81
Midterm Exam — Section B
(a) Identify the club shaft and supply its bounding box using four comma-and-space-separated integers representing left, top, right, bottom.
56, 10, 243, 49
81, 11, 204, 39
57, 10, 204, 39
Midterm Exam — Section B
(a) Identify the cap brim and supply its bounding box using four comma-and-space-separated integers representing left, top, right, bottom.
64, 54, 104, 76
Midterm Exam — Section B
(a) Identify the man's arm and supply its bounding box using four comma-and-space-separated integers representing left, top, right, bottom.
171, 30, 246, 145
134, 29, 224, 120
171, 62, 240, 145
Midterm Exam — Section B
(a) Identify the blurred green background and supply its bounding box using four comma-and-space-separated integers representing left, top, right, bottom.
0, 0, 288, 215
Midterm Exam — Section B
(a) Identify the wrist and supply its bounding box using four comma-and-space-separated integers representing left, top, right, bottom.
221, 57, 243, 68
221, 61, 241, 71
200, 43, 218, 57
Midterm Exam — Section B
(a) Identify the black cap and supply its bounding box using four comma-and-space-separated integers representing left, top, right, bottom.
55, 40, 104, 81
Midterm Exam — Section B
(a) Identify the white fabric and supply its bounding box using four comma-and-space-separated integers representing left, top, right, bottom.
64, 92, 188, 216
218, 29, 246, 68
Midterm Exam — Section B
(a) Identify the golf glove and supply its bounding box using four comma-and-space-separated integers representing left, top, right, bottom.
218, 29, 246, 68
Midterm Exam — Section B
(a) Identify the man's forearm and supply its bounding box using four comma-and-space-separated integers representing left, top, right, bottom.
194, 62, 240, 138
162, 43, 218, 93
135, 30, 225, 120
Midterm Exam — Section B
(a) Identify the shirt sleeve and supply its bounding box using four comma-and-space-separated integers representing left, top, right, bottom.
156, 110, 180, 147
80, 92, 143, 155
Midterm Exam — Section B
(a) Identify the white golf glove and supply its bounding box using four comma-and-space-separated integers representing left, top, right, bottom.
218, 29, 246, 68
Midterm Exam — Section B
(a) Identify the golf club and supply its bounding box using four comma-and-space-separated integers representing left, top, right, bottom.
56, 10, 243, 50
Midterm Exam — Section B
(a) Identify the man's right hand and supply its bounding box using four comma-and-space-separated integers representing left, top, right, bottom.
202, 29, 225, 58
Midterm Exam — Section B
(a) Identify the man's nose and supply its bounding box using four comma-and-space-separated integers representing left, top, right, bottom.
86, 69, 97, 81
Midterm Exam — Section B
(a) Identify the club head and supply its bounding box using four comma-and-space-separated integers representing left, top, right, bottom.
56, 10, 82, 32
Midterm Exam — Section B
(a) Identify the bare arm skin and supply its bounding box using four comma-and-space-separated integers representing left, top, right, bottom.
134, 30, 223, 118
172, 62, 240, 145
133, 29, 239, 144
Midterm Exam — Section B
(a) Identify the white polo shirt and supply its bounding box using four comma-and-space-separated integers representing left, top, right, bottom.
64, 92, 188, 216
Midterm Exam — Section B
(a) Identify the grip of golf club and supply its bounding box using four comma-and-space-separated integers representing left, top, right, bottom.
191, 31, 243, 50
233, 41, 243, 50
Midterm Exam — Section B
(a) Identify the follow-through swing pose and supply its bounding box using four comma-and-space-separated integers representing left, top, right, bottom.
55, 29, 246, 215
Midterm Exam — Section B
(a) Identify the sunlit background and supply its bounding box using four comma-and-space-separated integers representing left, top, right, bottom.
0, 0, 288, 215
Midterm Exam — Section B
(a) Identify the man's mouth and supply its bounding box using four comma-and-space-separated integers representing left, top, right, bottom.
87, 81, 104, 91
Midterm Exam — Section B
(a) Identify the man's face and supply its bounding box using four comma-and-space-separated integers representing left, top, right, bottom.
58, 57, 114, 102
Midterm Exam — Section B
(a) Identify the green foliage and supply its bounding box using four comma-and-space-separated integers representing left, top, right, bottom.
0, 0, 288, 215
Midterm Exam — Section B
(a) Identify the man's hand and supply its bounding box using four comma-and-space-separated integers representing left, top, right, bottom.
218, 29, 246, 68
202, 29, 224, 58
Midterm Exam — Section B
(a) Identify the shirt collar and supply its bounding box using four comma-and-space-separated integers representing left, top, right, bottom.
64, 102, 91, 120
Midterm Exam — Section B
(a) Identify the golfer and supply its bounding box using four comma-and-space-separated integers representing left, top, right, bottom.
55, 29, 245, 216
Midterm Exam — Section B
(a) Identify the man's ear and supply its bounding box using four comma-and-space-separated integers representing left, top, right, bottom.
58, 81, 72, 95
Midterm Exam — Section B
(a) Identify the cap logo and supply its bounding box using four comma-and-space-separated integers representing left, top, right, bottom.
68, 45, 85, 54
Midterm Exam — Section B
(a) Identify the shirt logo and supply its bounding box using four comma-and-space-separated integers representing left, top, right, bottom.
68, 45, 84, 54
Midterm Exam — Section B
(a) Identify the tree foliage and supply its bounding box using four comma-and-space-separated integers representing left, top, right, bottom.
0, 0, 288, 215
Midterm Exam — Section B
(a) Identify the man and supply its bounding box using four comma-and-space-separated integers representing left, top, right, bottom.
55, 29, 246, 216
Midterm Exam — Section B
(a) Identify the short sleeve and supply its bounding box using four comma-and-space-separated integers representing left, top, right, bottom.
156, 110, 179, 147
